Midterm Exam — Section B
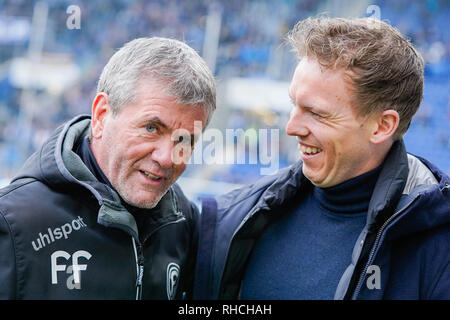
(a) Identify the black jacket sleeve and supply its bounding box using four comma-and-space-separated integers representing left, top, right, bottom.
0, 212, 16, 299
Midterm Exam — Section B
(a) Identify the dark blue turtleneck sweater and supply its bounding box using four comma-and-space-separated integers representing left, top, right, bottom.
240, 165, 382, 300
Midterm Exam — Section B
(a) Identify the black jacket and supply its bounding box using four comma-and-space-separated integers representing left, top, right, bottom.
0, 115, 199, 300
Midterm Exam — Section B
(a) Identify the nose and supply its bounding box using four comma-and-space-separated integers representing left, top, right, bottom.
286, 107, 310, 137
151, 137, 174, 169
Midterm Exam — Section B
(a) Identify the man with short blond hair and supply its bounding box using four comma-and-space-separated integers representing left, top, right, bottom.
194, 17, 450, 300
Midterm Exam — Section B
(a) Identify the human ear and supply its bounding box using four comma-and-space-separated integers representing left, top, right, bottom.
91, 93, 111, 139
370, 109, 400, 144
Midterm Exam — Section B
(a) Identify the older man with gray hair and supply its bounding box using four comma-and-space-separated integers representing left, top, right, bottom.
194, 17, 450, 300
0, 37, 216, 299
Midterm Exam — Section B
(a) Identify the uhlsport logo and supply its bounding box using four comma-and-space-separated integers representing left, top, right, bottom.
51, 250, 92, 290
167, 262, 180, 300
31, 216, 87, 251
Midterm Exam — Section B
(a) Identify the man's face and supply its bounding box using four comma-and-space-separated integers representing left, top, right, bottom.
286, 58, 378, 188
93, 80, 207, 208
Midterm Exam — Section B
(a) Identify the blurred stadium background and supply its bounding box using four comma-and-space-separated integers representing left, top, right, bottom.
0, 0, 449, 203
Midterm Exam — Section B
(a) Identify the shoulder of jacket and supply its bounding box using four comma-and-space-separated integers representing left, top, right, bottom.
0, 177, 41, 201
403, 154, 441, 195
215, 164, 296, 211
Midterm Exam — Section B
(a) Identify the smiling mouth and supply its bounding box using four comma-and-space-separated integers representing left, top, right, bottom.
139, 170, 163, 181
298, 144, 322, 155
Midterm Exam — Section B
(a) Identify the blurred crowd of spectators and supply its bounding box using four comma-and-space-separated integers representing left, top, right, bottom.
0, 0, 449, 182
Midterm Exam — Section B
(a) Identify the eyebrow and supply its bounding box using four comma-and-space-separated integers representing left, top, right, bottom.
288, 93, 330, 116
146, 117, 196, 143
146, 117, 168, 130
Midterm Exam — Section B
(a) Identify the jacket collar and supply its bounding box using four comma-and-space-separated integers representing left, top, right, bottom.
255, 139, 448, 236
252, 159, 307, 211
365, 140, 409, 230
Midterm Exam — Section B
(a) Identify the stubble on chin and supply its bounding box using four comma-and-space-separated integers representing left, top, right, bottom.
116, 181, 171, 209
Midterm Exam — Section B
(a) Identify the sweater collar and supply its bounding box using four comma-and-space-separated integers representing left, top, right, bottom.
313, 165, 383, 214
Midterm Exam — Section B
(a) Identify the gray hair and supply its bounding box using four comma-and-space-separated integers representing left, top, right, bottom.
97, 37, 216, 126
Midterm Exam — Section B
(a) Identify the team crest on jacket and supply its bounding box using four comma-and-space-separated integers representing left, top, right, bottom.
166, 262, 180, 300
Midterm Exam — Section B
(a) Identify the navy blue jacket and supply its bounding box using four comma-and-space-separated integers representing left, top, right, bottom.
194, 140, 450, 299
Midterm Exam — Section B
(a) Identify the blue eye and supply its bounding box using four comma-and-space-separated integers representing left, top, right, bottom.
146, 125, 157, 133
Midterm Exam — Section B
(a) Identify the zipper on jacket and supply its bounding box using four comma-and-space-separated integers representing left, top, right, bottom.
130, 216, 186, 300
351, 195, 420, 299
132, 237, 144, 300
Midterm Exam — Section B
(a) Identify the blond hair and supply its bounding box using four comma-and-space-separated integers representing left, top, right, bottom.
286, 17, 424, 139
